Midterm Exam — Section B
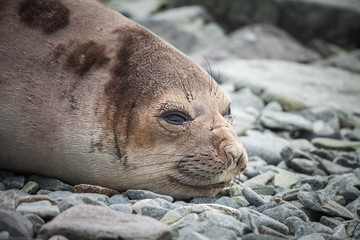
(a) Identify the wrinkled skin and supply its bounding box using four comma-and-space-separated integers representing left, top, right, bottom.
0, 0, 247, 199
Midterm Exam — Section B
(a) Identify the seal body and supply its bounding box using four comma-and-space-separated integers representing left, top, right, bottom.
0, 0, 247, 199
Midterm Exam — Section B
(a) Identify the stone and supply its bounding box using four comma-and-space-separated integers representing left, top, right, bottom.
244, 157, 267, 178
243, 171, 275, 188
74, 184, 120, 197
258, 225, 288, 239
315, 156, 353, 175
178, 222, 237, 240
239, 134, 292, 165
298, 233, 325, 240
160, 210, 183, 225
58, 195, 105, 212
310, 222, 333, 235
317, 50, 360, 74
242, 233, 285, 240
48, 235, 69, 240
334, 156, 360, 168
21, 181, 39, 194
268, 166, 303, 188
141, 204, 169, 221
311, 138, 360, 151
0, 189, 28, 211
0, 231, 9, 240
284, 216, 315, 238
346, 219, 360, 238
239, 208, 289, 235
214, 196, 242, 209
260, 109, 313, 132
288, 158, 319, 175
38, 205, 172, 240
2, 176, 25, 190
262, 203, 309, 224
0, 170, 14, 179
101, 0, 160, 19
242, 187, 267, 207
216, 59, 360, 113
0, 210, 33, 239
29, 175, 74, 192
170, 213, 199, 230
320, 216, 343, 229
345, 197, 360, 216
178, 230, 210, 240
257, 201, 277, 213
340, 185, 360, 204
295, 176, 328, 191
125, 189, 173, 202
109, 194, 129, 205
24, 213, 45, 235
189, 197, 216, 204
247, 184, 275, 196
109, 203, 133, 214
354, 223, 360, 239
0, 183, 5, 191
297, 191, 357, 219
290, 139, 316, 152
199, 210, 251, 236
231, 88, 264, 112
16, 200, 60, 220
333, 224, 347, 238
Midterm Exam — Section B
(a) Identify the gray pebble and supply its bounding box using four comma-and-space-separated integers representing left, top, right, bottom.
298, 233, 325, 240
0, 170, 15, 179
58, 196, 85, 212
242, 187, 267, 207
189, 197, 215, 204
125, 189, 173, 202
0, 210, 33, 239
141, 205, 169, 220
284, 216, 315, 238
310, 222, 333, 234
24, 213, 45, 235
256, 201, 277, 212
0, 183, 5, 191
215, 196, 242, 209
242, 233, 285, 240
109, 203, 133, 214
340, 185, 360, 204
109, 194, 129, 205
16, 200, 60, 220
178, 230, 210, 240
0, 231, 9, 240
21, 181, 39, 194
0, 190, 28, 211
262, 203, 308, 224
320, 216, 344, 229
29, 175, 73, 192
2, 176, 25, 190
48, 235, 69, 240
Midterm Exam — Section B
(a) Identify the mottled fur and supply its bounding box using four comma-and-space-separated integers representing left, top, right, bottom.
0, 0, 247, 199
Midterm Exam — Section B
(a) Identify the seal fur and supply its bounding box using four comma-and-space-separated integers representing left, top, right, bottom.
0, 0, 247, 199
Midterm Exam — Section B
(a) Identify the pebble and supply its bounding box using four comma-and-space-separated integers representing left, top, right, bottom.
21, 181, 39, 194
109, 203, 133, 214
74, 184, 120, 197
0, 189, 28, 211
29, 175, 74, 192
109, 194, 130, 205
0, 210, 34, 239
288, 158, 319, 174
25, 213, 45, 235
2, 176, 25, 190
37, 204, 172, 240
16, 200, 60, 220
262, 203, 308, 224
311, 138, 360, 151
310, 222, 333, 235
242, 187, 267, 207
177, 230, 210, 240
214, 196, 242, 209
284, 216, 315, 238
125, 189, 173, 202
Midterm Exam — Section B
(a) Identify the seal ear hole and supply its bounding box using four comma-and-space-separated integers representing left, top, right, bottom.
160, 110, 192, 126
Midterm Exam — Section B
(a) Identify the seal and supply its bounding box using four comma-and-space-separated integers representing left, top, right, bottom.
0, 0, 248, 199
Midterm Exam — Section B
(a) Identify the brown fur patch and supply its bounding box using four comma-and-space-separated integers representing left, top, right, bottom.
64, 40, 110, 76
18, 0, 69, 34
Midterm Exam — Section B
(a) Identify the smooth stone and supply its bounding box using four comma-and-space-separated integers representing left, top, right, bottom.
310, 222, 333, 234
76, 193, 110, 205
243, 171, 275, 188
260, 109, 313, 131
316, 157, 353, 175
257, 201, 277, 213
239, 135, 292, 165
24, 213, 45, 235
334, 156, 360, 168
290, 139, 316, 152
239, 208, 289, 235
38, 205, 172, 240
298, 233, 325, 240
340, 185, 360, 204
345, 197, 360, 216
232, 196, 250, 207
0, 183, 5, 191
231, 88, 264, 112
178, 222, 237, 240
160, 210, 183, 225
29, 175, 73, 192
58, 195, 106, 212
109, 203, 133, 214
242, 187, 267, 207
247, 184, 275, 196
2, 176, 25, 190
16, 200, 60, 220
215, 196, 242, 209
311, 138, 360, 151
320, 216, 344, 229
354, 223, 360, 239
0, 210, 33, 239
258, 225, 288, 239
141, 205, 169, 220
199, 210, 251, 236
266, 166, 303, 188
45, 191, 74, 202
153, 198, 177, 210
0, 189, 28, 211
346, 219, 360, 238
333, 224, 347, 238
21, 181, 39, 194
242, 233, 286, 240
189, 196, 216, 204
177, 230, 210, 240
296, 176, 328, 191
170, 213, 199, 230
244, 157, 267, 178
48, 235, 69, 240
262, 203, 309, 224
0, 231, 9, 240
125, 189, 173, 202
298, 191, 356, 219
288, 158, 319, 175
109, 194, 129, 205
284, 216, 315, 238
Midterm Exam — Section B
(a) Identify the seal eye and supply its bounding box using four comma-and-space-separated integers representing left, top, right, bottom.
224, 105, 231, 117
160, 111, 192, 126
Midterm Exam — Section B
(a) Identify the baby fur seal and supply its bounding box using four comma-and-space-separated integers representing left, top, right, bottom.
0, 0, 248, 199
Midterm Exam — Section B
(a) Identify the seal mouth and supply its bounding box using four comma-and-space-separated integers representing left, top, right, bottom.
169, 176, 226, 190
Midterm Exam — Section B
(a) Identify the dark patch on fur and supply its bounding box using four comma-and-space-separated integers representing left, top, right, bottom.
18, 0, 69, 34
64, 40, 110, 76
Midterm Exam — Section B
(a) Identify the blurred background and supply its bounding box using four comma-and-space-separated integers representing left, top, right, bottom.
100, 0, 360, 141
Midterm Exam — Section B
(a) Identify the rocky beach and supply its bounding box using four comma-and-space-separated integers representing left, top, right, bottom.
1, 0, 360, 239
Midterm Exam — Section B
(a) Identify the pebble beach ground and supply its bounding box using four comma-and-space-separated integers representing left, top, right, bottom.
1, 0, 360, 239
